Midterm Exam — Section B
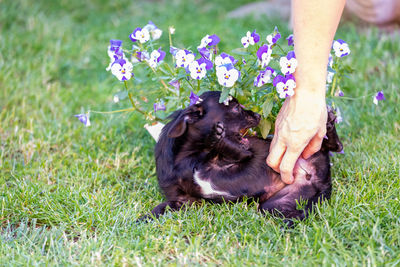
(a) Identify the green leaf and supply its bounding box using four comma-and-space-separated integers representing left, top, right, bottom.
259, 118, 272, 139
219, 88, 230, 103
262, 98, 273, 118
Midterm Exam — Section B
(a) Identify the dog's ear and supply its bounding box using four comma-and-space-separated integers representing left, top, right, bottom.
167, 105, 204, 138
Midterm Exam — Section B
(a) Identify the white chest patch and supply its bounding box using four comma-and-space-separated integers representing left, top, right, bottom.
193, 171, 232, 198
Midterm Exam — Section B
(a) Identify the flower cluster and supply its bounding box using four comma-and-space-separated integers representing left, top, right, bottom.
75, 23, 382, 142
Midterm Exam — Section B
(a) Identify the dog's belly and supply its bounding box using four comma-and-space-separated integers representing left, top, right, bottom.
193, 170, 234, 199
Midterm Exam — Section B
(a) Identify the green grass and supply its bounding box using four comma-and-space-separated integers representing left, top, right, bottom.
1, 0, 400, 265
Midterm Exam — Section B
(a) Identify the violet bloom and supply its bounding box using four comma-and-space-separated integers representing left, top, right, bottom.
279, 51, 298, 75
154, 101, 166, 113
111, 58, 134, 81
188, 60, 207, 80
373, 91, 385, 105
110, 39, 122, 52
335, 90, 344, 97
143, 21, 162, 40
198, 34, 220, 48
241, 30, 260, 48
286, 34, 294, 46
168, 79, 180, 91
215, 53, 237, 68
254, 67, 275, 87
170, 46, 179, 56
74, 113, 91, 127
189, 91, 201, 106
257, 45, 272, 68
129, 27, 150, 44
333, 39, 350, 57
216, 64, 240, 88
175, 49, 195, 68
197, 57, 213, 70
273, 74, 296, 99
266, 27, 281, 45
106, 40, 127, 71
147, 48, 166, 68
198, 47, 212, 60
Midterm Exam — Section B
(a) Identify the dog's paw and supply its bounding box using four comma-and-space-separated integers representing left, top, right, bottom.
214, 122, 225, 140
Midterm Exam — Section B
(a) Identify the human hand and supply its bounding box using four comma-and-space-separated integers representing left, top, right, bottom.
266, 89, 327, 184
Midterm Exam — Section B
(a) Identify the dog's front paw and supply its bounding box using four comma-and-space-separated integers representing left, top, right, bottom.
214, 122, 225, 140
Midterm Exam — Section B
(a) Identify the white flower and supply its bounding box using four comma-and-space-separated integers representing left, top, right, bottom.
241, 31, 255, 48
169, 26, 175, 34
188, 61, 207, 80
326, 71, 334, 83
130, 28, 150, 44
279, 57, 298, 75
260, 50, 272, 68
110, 59, 133, 81
223, 96, 233, 106
106, 46, 128, 71
175, 50, 195, 68
198, 35, 212, 49
276, 79, 296, 99
335, 107, 343, 123
216, 65, 239, 88
147, 50, 161, 68
332, 39, 350, 57
143, 22, 162, 40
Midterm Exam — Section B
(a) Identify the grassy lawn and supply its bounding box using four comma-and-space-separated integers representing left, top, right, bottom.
1, 0, 399, 265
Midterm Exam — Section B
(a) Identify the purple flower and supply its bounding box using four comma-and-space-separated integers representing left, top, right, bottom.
279, 51, 297, 75
154, 101, 166, 113
175, 49, 195, 68
215, 52, 237, 67
135, 51, 149, 62
147, 48, 166, 68
110, 39, 122, 52
273, 74, 296, 98
286, 34, 294, 46
373, 91, 385, 105
170, 46, 179, 56
198, 34, 220, 48
333, 39, 350, 57
257, 45, 272, 67
254, 67, 275, 87
198, 47, 212, 60
335, 90, 344, 97
129, 27, 150, 44
74, 113, 91, 127
266, 27, 281, 45
197, 57, 213, 70
242, 58, 246, 65
189, 91, 201, 106
111, 58, 134, 81
168, 79, 180, 91
241, 30, 260, 48
216, 64, 240, 88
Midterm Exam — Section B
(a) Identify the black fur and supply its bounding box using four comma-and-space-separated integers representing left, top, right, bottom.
149, 91, 343, 220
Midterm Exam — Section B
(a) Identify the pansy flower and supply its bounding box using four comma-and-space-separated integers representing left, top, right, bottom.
106, 39, 127, 71
266, 27, 281, 45
216, 64, 240, 88
189, 91, 202, 106
168, 79, 180, 92
198, 34, 220, 48
335, 90, 344, 97
154, 100, 166, 113
129, 27, 150, 44
188, 60, 207, 80
74, 113, 91, 127
215, 53, 237, 68
257, 45, 272, 68
197, 57, 213, 70
241, 30, 260, 48
273, 74, 296, 99
373, 91, 385, 105
335, 107, 343, 124
198, 47, 212, 61
111, 58, 134, 81
286, 34, 294, 46
254, 67, 275, 87
279, 51, 297, 75
326, 54, 335, 83
147, 48, 166, 68
143, 21, 162, 40
175, 49, 195, 68
333, 39, 350, 57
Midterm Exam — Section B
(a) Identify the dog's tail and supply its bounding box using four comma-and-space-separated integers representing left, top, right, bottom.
321, 108, 343, 152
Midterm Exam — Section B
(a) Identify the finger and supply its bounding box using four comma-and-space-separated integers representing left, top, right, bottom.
302, 128, 326, 159
266, 138, 286, 173
279, 147, 304, 184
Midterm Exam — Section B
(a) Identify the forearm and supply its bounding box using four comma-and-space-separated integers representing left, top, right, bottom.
292, 0, 346, 94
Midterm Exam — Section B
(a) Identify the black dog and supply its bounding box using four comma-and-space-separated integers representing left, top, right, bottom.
149, 91, 342, 220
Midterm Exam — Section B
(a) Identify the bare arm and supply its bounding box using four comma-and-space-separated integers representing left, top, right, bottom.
266, 0, 346, 184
